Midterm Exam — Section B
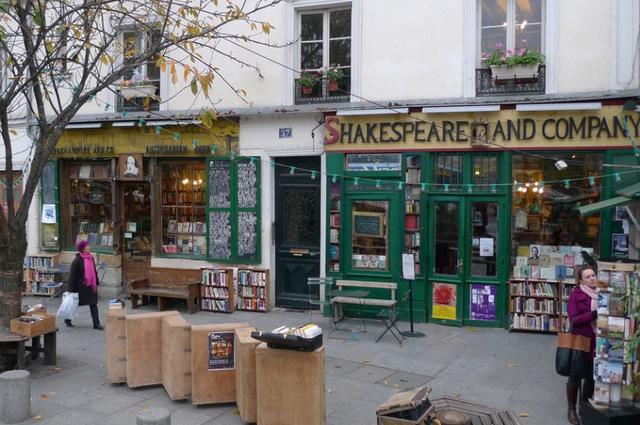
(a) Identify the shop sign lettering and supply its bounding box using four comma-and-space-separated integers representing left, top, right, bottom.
323, 113, 640, 146
52, 145, 115, 155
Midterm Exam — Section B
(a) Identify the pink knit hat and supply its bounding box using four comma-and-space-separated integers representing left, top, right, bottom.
76, 240, 88, 252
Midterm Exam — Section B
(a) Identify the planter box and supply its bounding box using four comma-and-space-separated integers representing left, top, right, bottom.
120, 85, 157, 99
10, 313, 55, 337
490, 64, 539, 81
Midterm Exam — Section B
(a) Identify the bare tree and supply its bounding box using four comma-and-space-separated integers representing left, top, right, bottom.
0, 0, 280, 328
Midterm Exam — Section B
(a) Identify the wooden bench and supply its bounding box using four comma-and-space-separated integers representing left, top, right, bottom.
130, 267, 200, 314
331, 280, 397, 322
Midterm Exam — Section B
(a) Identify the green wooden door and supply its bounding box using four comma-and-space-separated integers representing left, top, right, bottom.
426, 195, 507, 327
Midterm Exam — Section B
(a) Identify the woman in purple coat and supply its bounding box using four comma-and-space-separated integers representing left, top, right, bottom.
565, 265, 598, 425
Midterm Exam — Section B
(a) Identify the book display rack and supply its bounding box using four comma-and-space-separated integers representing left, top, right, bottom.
23, 254, 62, 296
328, 178, 341, 273
509, 278, 561, 332
404, 155, 421, 275
200, 267, 234, 313
591, 262, 639, 406
236, 268, 270, 312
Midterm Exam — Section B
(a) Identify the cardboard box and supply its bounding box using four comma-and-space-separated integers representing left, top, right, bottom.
235, 327, 260, 423
10, 313, 56, 337
126, 311, 179, 388
162, 313, 191, 400
256, 343, 325, 425
190, 322, 250, 405
106, 307, 126, 384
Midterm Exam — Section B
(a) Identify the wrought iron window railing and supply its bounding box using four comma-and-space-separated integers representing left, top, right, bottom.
294, 77, 350, 105
476, 65, 546, 96
116, 80, 161, 112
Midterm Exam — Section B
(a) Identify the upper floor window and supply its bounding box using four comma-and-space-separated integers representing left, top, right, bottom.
118, 28, 161, 112
479, 0, 543, 66
296, 8, 351, 104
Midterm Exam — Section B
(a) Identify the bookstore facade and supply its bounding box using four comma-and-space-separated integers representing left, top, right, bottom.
323, 104, 638, 328
41, 120, 262, 283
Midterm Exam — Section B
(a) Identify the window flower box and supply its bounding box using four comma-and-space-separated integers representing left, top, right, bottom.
490, 63, 539, 81
120, 84, 157, 100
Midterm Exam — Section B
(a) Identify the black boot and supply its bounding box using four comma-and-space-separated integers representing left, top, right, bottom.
64, 319, 74, 327
566, 383, 579, 425
582, 379, 594, 403
90, 304, 103, 330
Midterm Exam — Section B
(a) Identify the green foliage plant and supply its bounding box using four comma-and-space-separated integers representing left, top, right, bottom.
482, 41, 545, 68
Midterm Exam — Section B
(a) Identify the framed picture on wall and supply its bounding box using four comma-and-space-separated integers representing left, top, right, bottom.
614, 206, 629, 221
352, 212, 384, 238
611, 233, 629, 258
118, 153, 143, 180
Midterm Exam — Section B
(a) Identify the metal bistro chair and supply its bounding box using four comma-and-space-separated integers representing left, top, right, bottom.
375, 290, 410, 345
307, 277, 335, 330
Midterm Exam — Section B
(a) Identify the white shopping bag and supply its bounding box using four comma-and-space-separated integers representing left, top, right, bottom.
56, 291, 79, 320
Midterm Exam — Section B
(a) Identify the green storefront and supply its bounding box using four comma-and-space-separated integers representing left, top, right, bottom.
324, 104, 639, 328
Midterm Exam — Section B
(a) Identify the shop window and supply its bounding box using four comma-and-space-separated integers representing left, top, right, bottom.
434, 153, 464, 190
351, 200, 389, 271
117, 28, 161, 112
472, 154, 499, 187
296, 7, 351, 104
160, 161, 206, 257
511, 153, 603, 264
434, 202, 459, 275
345, 153, 402, 172
207, 157, 261, 263
68, 162, 113, 250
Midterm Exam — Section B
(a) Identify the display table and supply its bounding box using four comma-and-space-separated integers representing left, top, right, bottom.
581, 402, 640, 425
190, 322, 250, 405
235, 327, 260, 423
255, 343, 325, 425
106, 307, 126, 384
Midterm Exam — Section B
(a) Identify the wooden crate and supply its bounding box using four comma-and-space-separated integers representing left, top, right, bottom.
256, 343, 325, 425
161, 313, 191, 400
235, 327, 260, 423
10, 313, 56, 337
190, 322, 250, 405
106, 306, 127, 384
125, 311, 179, 388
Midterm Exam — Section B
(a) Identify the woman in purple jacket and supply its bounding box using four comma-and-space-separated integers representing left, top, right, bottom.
565, 265, 598, 425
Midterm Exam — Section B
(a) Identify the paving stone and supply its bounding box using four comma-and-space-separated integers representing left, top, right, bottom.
325, 357, 363, 375
375, 370, 433, 391
344, 364, 395, 384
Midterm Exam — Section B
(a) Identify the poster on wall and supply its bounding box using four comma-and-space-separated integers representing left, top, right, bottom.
118, 153, 143, 180
611, 233, 629, 258
470, 284, 497, 321
207, 332, 235, 371
41, 204, 57, 224
432, 283, 457, 320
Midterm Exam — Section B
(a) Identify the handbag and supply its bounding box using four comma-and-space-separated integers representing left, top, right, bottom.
555, 328, 592, 378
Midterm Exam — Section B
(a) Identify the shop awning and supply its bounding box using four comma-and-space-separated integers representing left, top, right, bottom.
577, 182, 640, 216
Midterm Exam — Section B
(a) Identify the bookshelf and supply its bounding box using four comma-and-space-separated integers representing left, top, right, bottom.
23, 254, 62, 296
236, 268, 270, 312
404, 155, 421, 275
200, 267, 234, 313
328, 177, 341, 273
509, 278, 560, 333
560, 280, 576, 332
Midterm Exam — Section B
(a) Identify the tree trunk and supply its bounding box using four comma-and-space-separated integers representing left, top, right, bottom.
0, 231, 28, 329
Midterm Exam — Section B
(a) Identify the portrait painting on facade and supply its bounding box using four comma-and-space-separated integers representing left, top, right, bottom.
119, 153, 143, 180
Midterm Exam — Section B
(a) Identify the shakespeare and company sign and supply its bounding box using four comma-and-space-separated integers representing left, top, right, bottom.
323, 106, 637, 151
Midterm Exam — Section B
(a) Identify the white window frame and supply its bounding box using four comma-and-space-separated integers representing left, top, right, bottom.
286, 0, 359, 104
299, 7, 351, 75
476, 0, 545, 68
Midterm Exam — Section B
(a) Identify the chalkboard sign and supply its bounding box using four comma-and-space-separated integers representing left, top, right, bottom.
41, 160, 57, 204
208, 211, 232, 259
237, 159, 258, 209
353, 212, 384, 237
209, 160, 231, 208
237, 212, 257, 258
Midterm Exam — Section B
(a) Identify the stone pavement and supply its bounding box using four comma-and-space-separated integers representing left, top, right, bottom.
6, 296, 568, 425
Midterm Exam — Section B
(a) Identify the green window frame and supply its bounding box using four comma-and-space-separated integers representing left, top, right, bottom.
40, 159, 60, 251
206, 156, 261, 263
